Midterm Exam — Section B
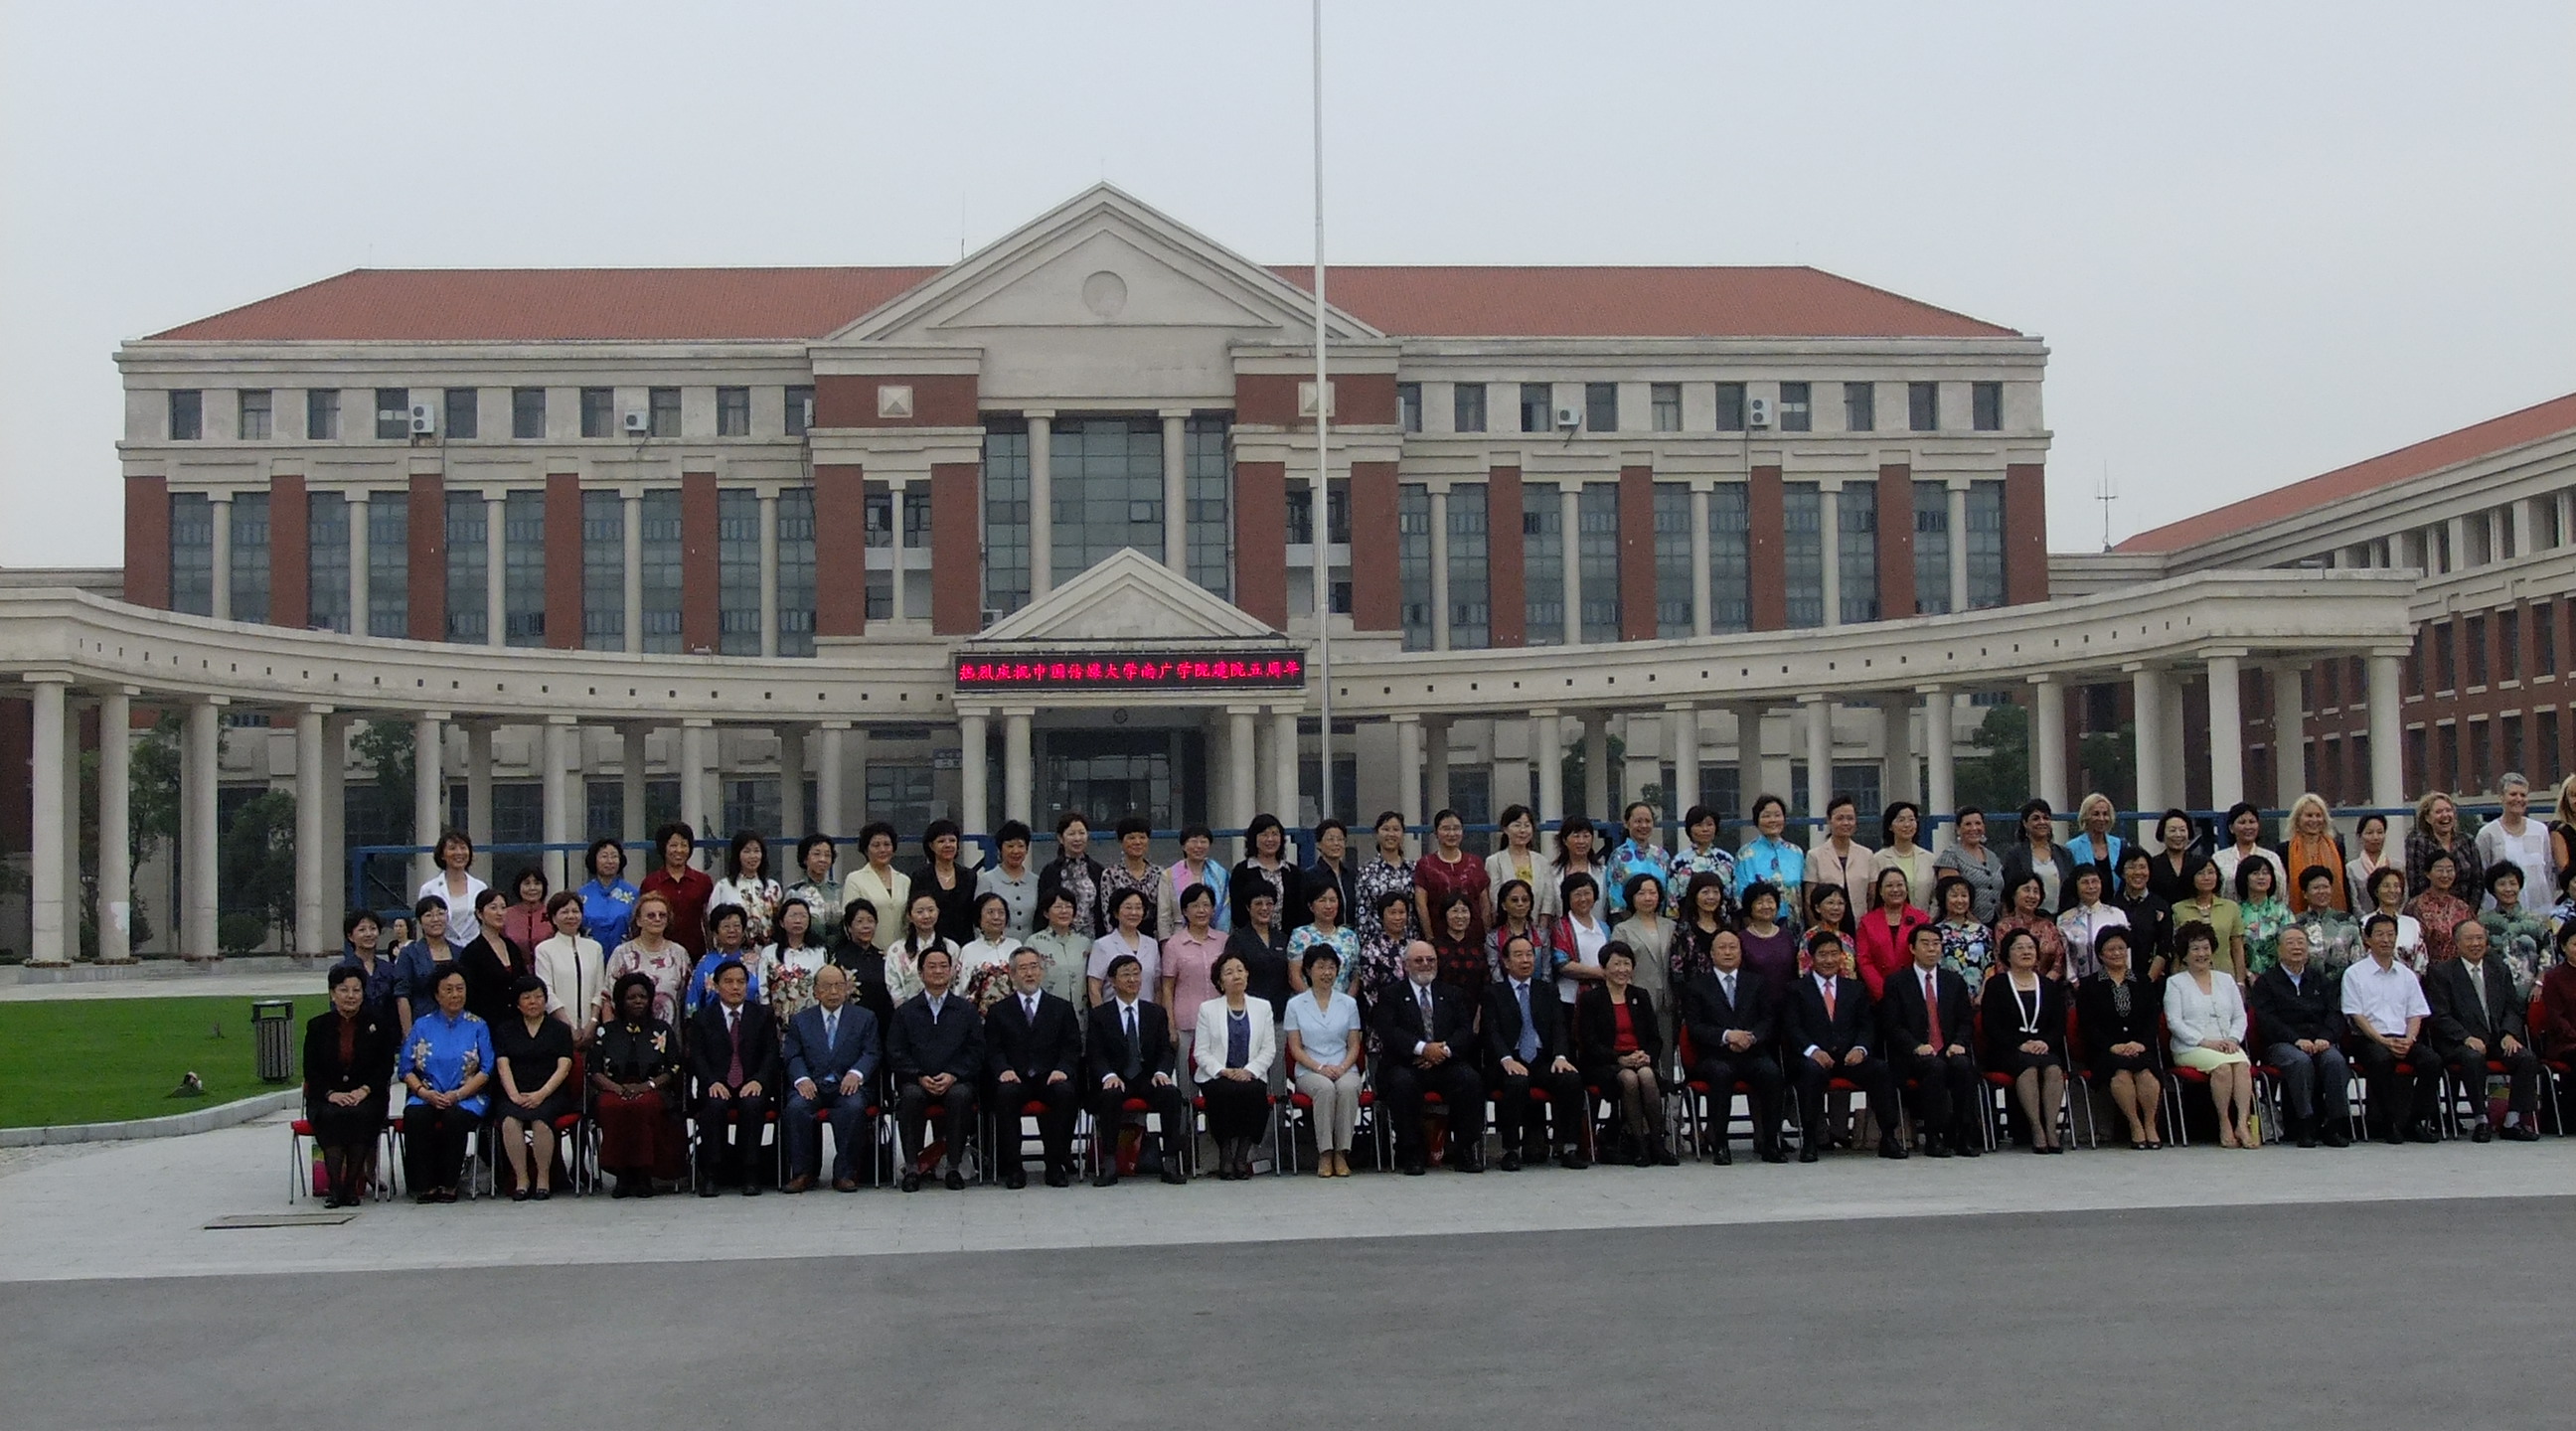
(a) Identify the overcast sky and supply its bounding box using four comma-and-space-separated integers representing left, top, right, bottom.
4, 1, 2571, 567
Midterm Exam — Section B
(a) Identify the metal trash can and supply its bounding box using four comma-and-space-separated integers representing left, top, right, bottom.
251, 999, 296, 1083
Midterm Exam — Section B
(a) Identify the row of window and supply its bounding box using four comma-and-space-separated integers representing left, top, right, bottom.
978, 415, 1235, 620
164, 386, 818, 442
2404, 710, 2560, 807
1395, 381, 2006, 436
2410, 599, 2565, 698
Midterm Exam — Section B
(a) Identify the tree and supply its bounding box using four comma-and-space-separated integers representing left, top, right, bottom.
2076, 722, 2138, 811
1559, 730, 1630, 822
219, 789, 298, 953
1953, 702, 2030, 814
351, 718, 415, 833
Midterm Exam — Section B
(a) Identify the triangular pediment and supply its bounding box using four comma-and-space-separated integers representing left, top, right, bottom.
828, 184, 1379, 346
972, 549, 1282, 644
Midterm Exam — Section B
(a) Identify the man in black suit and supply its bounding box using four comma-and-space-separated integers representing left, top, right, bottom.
2422, 919, 2543, 1142
2249, 924, 2351, 1148
781, 964, 881, 1192
1876, 924, 1981, 1159
886, 946, 985, 1192
1372, 940, 1487, 1175
1084, 952, 1189, 1187
1483, 933, 1586, 1170
985, 946, 1083, 1188
1678, 927, 1787, 1164
687, 958, 782, 1195
1785, 935, 1904, 1162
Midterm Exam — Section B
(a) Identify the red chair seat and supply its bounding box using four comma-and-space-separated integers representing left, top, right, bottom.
290, 1118, 313, 1136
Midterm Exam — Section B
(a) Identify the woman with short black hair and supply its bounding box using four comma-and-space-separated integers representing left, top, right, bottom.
304, 965, 396, 1206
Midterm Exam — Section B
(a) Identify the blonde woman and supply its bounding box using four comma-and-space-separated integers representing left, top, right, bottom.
2068, 792, 2126, 884
2282, 793, 2349, 914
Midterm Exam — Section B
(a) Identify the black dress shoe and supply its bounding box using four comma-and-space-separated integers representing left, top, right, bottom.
696, 1181, 719, 1198
1797, 1146, 1820, 1164
2472, 1121, 2495, 1144
1522, 1141, 1550, 1166
1093, 1171, 1119, 1189
1005, 1169, 1029, 1190
2321, 1124, 2351, 1148
943, 1168, 966, 1191
1711, 1142, 1733, 1166
898, 1171, 922, 1192
1498, 1152, 1522, 1172
2501, 1123, 2540, 1142
1400, 1160, 1427, 1176
1045, 1167, 1069, 1188
1559, 1152, 1589, 1170
1455, 1152, 1486, 1174
2409, 1123, 2443, 1144
1759, 1146, 1789, 1164
1878, 1141, 1909, 1161
741, 1182, 762, 1196
1925, 1141, 1953, 1159
1160, 1165, 1188, 1186
633, 1181, 656, 1198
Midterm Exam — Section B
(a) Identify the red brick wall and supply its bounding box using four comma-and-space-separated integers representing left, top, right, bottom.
544, 472, 582, 649
2005, 462, 2049, 605
1234, 372, 1398, 428
124, 474, 170, 608
929, 461, 981, 635
1747, 465, 1786, 631
406, 473, 445, 642
813, 464, 868, 637
1875, 463, 1915, 619
1487, 466, 1526, 648
1232, 460, 1287, 629
1618, 465, 1657, 642
1349, 460, 1400, 632
268, 473, 308, 629
681, 471, 718, 652
813, 374, 979, 428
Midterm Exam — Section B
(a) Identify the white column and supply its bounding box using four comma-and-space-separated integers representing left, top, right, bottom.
209, 494, 233, 622
2367, 652, 2406, 824
1003, 710, 1035, 827
620, 723, 650, 845
1690, 487, 1712, 638
1946, 483, 1971, 613
1819, 485, 1843, 628
321, 713, 351, 917
26, 676, 70, 964
1531, 710, 1564, 825
542, 716, 576, 892
186, 697, 225, 957
1581, 711, 1610, 818
775, 722, 806, 834
1920, 686, 1955, 847
681, 720, 715, 859
2512, 499, 2536, 558
2271, 662, 2306, 805
1162, 411, 1189, 570
1667, 703, 1700, 824
1559, 485, 1582, 646
2204, 651, 2246, 810
621, 492, 644, 655
412, 713, 445, 887
1732, 705, 1764, 819
2159, 675, 2187, 810
97, 687, 133, 962
1227, 707, 1260, 851
1027, 412, 1053, 595
484, 493, 506, 649
1270, 708, 1302, 826
887, 481, 908, 623
1393, 715, 1424, 849
465, 721, 495, 877
347, 492, 371, 635
1802, 695, 1833, 843
1881, 694, 1917, 805
1425, 716, 1452, 819
294, 705, 328, 957
758, 491, 781, 659
2031, 674, 2069, 815
816, 721, 849, 838
958, 710, 990, 836
2129, 664, 2168, 839
1429, 485, 1452, 651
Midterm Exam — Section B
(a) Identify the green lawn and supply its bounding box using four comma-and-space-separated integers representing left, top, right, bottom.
0, 995, 329, 1129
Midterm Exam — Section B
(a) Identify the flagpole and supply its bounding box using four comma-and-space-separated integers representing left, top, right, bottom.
1310, 0, 1333, 827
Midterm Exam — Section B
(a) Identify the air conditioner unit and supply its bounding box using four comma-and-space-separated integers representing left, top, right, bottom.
622, 410, 651, 434
1746, 396, 1774, 428
408, 402, 437, 435
1553, 404, 1582, 431
797, 396, 815, 430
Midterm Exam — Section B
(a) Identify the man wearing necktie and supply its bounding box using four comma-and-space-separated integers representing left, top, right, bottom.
1678, 927, 1787, 1164
685, 959, 781, 1195
1371, 941, 1488, 1175
1785, 935, 1904, 1163
985, 947, 1084, 1188
1878, 924, 1981, 1159
886, 947, 986, 1192
1482, 934, 1587, 1170
782, 965, 881, 1192
1083, 953, 1189, 1187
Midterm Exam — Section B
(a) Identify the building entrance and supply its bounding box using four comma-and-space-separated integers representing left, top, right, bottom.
1041, 727, 1208, 831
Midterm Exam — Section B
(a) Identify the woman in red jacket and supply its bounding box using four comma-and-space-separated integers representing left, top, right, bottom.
1852, 866, 1932, 999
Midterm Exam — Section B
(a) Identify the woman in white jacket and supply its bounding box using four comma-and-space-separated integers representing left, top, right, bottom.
2165, 921, 2256, 1148
1192, 950, 1277, 1181
530, 891, 605, 1045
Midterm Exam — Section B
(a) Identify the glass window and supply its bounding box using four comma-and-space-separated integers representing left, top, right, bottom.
639, 490, 683, 652
902, 490, 931, 550
724, 779, 783, 843
491, 784, 543, 848
1973, 382, 2003, 431
1707, 482, 1750, 634
580, 388, 615, 438
982, 419, 1032, 618
1654, 482, 1692, 638
1186, 415, 1231, 599
169, 391, 202, 441
867, 764, 937, 836
2501, 607, 2522, 682
170, 493, 213, 615
1651, 384, 1681, 432
777, 486, 815, 657
1783, 482, 1824, 629
2433, 623, 2456, 692
2467, 614, 2489, 688
512, 388, 546, 439
1521, 383, 1553, 433
717, 387, 750, 437
1447, 482, 1489, 650
1845, 383, 1875, 433
375, 389, 409, 440
1965, 480, 2006, 608
502, 489, 544, 646
648, 388, 681, 438
1585, 383, 1618, 432
1913, 482, 1952, 615
1908, 382, 1940, 432
1838, 483, 1878, 624
307, 491, 349, 633
1398, 484, 1433, 651
1577, 482, 1621, 643
1524, 485, 1563, 646
785, 385, 814, 437
1283, 477, 1351, 617
581, 489, 623, 651
2537, 600, 2558, 676
1395, 384, 1421, 433
1049, 416, 1163, 584
585, 780, 624, 843
1714, 383, 1746, 432
718, 489, 761, 656
229, 493, 270, 624
1453, 383, 1487, 433
238, 391, 271, 440
444, 492, 487, 643
1779, 382, 1812, 433
367, 498, 406, 638
443, 389, 478, 440
306, 390, 339, 441
864, 482, 893, 621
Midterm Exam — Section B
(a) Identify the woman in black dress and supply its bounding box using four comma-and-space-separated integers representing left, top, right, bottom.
1981, 928, 2069, 1153
492, 974, 577, 1199
1576, 943, 1679, 1167
2074, 925, 2166, 1150
302, 965, 397, 1206
457, 886, 531, 1029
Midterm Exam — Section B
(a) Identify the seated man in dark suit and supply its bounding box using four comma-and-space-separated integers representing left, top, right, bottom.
886, 946, 985, 1192
2248, 924, 2351, 1148
781, 964, 880, 1192
1679, 927, 1788, 1164
2423, 918, 2544, 1142
1877, 923, 1981, 1159
1785, 933, 1904, 1162
1371, 940, 1487, 1175
1083, 953, 1189, 1187
687, 958, 781, 1195
1482, 933, 1586, 1171
985, 945, 1083, 1188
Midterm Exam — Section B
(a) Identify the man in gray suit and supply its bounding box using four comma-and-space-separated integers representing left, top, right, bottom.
783, 965, 882, 1191
2422, 919, 2543, 1143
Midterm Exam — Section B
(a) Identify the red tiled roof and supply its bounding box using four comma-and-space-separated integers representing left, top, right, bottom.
145, 263, 2018, 344
2116, 392, 2576, 555
1276, 264, 2020, 339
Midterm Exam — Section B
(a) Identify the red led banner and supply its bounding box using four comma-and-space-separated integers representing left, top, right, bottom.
955, 652, 1306, 691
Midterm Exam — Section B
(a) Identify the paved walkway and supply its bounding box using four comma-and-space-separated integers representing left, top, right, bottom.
4, 1106, 2571, 1284
0, 968, 322, 1003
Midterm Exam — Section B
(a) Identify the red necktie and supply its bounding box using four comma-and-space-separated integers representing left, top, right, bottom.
1823, 978, 1837, 1020
725, 1009, 745, 1087
1924, 972, 1939, 1041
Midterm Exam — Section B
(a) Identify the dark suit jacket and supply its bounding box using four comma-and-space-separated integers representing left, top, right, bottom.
686, 999, 782, 1094
1369, 979, 1478, 1069
2424, 956, 2528, 1053
1679, 968, 1776, 1063
984, 989, 1083, 1084
1877, 964, 1976, 1054
783, 1002, 880, 1090
1481, 975, 1573, 1069
886, 991, 985, 1084
1785, 973, 1877, 1059
1573, 983, 1666, 1070
2075, 972, 2166, 1066
1977, 976, 2069, 1069
302, 1009, 398, 1121
2248, 965, 2344, 1046
1037, 855, 1109, 938
1083, 998, 1178, 1090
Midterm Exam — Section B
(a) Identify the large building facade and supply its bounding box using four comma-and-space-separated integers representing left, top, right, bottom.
1, 187, 2417, 961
